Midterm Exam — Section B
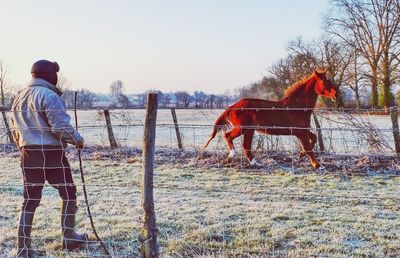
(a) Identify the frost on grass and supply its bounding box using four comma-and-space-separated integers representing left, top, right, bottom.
0, 146, 399, 257
52, 145, 399, 175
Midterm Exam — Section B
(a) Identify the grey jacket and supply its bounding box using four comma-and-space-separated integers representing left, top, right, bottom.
10, 78, 83, 148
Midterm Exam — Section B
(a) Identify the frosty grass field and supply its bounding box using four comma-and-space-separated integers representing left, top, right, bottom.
0, 109, 399, 257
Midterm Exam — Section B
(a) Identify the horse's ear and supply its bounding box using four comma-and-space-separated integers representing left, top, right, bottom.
314, 70, 326, 77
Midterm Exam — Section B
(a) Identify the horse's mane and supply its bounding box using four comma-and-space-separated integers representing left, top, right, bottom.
283, 74, 313, 98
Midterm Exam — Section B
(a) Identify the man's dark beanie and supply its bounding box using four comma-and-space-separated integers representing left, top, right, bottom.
31, 60, 60, 86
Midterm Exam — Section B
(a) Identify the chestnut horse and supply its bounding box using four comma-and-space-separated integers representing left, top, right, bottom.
203, 71, 336, 169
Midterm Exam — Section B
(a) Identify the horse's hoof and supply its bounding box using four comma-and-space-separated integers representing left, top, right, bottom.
249, 159, 261, 167
312, 162, 320, 169
226, 150, 236, 162
299, 151, 306, 159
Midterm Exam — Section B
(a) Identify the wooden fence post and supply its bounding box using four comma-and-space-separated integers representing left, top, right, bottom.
103, 109, 118, 148
170, 108, 183, 149
140, 93, 159, 258
390, 106, 400, 154
312, 113, 325, 152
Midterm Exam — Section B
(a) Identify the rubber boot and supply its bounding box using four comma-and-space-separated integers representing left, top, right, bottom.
61, 200, 88, 250
17, 211, 34, 257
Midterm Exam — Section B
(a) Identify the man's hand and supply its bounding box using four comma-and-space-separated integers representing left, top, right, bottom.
76, 138, 84, 149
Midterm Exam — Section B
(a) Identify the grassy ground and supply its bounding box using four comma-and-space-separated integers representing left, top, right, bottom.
0, 148, 399, 257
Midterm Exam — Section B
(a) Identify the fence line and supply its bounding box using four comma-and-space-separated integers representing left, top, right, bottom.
3, 106, 396, 112
1, 108, 400, 155
3, 124, 394, 132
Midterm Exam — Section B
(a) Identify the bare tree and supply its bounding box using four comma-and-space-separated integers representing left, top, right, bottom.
76, 89, 96, 109
57, 74, 75, 108
326, 0, 400, 109
156, 91, 165, 108
343, 49, 364, 108
238, 76, 284, 100
0, 61, 8, 106
110, 80, 131, 108
269, 54, 315, 87
110, 80, 123, 96
174, 91, 191, 107
159, 92, 172, 107
57, 74, 97, 109
137, 93, 147, 107
56, 73, 69, 90
215, 95, 226, 108
0, 61, 13, 142
287, 37, 354, 107
377, 0, 400, 109
194, 91, 207, 108
61, 90, 75, 109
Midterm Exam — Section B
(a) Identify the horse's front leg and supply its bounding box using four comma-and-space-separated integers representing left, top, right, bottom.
297, 132, 320, 169
299, 131, 317, 158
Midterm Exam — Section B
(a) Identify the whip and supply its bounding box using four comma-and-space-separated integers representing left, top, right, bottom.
74, 92, 111, 257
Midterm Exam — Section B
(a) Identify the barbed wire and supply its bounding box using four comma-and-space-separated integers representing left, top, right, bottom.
3, 106, 393, 111
2, 124, 394, 132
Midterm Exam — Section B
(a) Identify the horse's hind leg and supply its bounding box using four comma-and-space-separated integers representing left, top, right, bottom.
242, 129, 259, 165
299, 131, 317, 158
297, 133, 320, 169
224, 127, 243, 161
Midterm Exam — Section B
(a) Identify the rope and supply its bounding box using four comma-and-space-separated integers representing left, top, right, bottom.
74, 92, 111, 257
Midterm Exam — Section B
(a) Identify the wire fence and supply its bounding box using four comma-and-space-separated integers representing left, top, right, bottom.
2, 107, 398, 152
0, 107, 399, 257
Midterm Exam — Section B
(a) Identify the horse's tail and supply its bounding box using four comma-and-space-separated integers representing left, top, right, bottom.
202, 109, 230, 150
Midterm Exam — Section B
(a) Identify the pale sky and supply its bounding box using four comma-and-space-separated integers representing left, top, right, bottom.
1, 0, 329, 94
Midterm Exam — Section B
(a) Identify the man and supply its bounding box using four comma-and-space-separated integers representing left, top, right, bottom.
10, 60, 87, 257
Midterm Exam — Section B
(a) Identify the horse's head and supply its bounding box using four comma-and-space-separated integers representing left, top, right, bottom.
313, 71, 336, 100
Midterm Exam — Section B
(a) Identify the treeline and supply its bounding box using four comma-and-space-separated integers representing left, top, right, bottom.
137, 90, 235, 109
108, 80, 236, 109
61, 80, 237, 109
62, 89, 96, 109
238, 0, 400, 110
